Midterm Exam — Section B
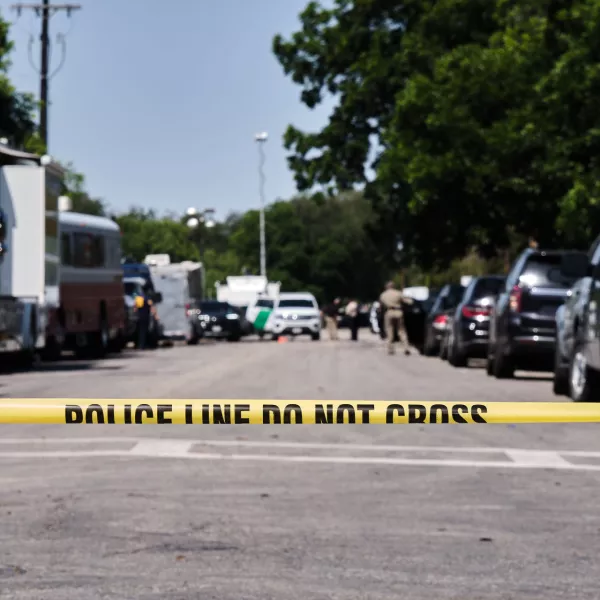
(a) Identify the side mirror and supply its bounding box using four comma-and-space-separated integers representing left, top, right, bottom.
560, 252, 589, 279
153, 292, 163, 304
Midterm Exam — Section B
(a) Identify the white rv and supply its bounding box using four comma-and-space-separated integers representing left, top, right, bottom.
144, 254, 204, 341
0, 146, 65, 364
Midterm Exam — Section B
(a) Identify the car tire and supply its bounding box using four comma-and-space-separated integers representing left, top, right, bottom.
227, 335, 241, 342
311, 332, 320, 341
92, 314, 110, 358
439, 335, 448, 360
552, 343, 569, 396
493, 345, 514, 379
187, 325, 199, 345
423, 330, 437, 356
448, 336, 468, 368
569, 342, 600, 402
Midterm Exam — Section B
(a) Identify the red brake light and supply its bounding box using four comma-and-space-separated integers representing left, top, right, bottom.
433, 315, 448, 324
461, 306, 491, 318
185, 303, 191, 315
509, 285, 522, 312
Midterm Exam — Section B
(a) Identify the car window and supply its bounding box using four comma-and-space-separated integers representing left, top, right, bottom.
519, 255, 576, 288
256, 299, 274, 308
199, 302, 229, 313
278, 299, 315, 308
440, 285, 464, 310
124, 282, 137, 296
472, 278, 504, 300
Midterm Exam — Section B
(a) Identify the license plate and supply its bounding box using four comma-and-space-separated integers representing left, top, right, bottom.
212, 325, 222, 332
292, 327, 302, 334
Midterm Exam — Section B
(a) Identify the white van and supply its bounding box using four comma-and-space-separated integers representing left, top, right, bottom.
269, 292, 321, 340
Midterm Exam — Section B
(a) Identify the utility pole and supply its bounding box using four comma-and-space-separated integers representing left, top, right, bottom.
254, 132, 268, 279
12, 1, 81, 149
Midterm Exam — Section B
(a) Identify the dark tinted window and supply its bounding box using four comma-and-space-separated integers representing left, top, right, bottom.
60, 233, 72, 265
519, 255, 575, 288
440, 285, 465, 310
199, 302, 229, 313
278, 299, 315, 308
472, 277, 504, 299
256, 299, 274, 308
124, 282, 139, 296
73, 233, 104, 268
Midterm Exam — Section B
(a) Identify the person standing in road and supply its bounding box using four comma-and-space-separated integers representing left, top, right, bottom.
135, 289, 154, 350
322, 298, 340, 341
379, 281, 413, 355
346, 298, 359, 341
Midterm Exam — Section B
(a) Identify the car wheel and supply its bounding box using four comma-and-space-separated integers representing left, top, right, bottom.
311, 332, 320, 341
227, 335, 241, 342
493, 345, 514, 379
187, 325, 199, 345
448, 335, 468, 368
439, 335, 448, 360
422, 329, 437, 356
569, 342, 600, 402
552, 343, 569, 396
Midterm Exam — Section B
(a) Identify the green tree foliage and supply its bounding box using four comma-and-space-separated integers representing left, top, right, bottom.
113, 192, 388, 302
62, 165, 107, 216
0, 10, 43, 152
272, 0, 600, 269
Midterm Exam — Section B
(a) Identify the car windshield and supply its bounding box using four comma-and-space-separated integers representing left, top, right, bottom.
519, 255, 577, 289
256, 299, 274, 308
124, 282, 138, 296
199, 302, 230, 313
278, 299, 314, 308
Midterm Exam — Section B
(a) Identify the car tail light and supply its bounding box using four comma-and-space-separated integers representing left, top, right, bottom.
461, 306, 491, 318
185, 303, 191, 316
433, 315, 448, 325
509, 285, 522, 312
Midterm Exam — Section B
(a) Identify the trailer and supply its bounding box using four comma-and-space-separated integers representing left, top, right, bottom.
0, 146, 65, 365
144, 254, 204, 341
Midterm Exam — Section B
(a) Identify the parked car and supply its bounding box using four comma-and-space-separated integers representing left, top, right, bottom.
442, 275, 505, 367
269, 292, 321, 340
421, 284, 465, 356
189, 300, 243, 342
553, 277, 591, 395
487, 248, 580, 378
552, 239, 600, 401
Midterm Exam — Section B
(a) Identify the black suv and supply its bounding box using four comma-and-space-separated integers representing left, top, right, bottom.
189, 301, 243, 343
487, 249, 579, 378
445, 275, 505, 367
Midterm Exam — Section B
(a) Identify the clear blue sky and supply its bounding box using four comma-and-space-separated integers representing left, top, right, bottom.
0, 0, 334, 220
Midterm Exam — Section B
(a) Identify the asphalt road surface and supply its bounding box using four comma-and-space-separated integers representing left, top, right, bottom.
0, 330, 598, 600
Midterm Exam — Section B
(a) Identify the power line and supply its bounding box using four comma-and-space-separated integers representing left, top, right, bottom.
11, 1, 81, 150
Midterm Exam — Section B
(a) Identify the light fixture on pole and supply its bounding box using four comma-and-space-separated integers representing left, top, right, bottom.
254, 131, 268, 278
185, 207, 216, 298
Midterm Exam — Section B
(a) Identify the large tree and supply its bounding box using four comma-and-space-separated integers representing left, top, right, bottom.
0, 11, 43, 152
273, 0, 600, 268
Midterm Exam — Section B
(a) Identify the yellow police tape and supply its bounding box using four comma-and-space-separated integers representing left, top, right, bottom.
0, 400, 598, 424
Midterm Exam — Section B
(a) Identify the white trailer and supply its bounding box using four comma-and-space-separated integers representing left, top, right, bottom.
0, 146, 64, 364
215, 275, 280, 309
144, 254, 204, 341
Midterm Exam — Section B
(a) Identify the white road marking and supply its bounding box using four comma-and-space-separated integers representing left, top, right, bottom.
505, 449, 573, 468
129, 440, 195, 457
0, 443, 598, 471
0, 437, 568, 455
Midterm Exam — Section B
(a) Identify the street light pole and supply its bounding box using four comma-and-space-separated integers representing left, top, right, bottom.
185, 207, 215, 299
254, 132, 267, 279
